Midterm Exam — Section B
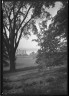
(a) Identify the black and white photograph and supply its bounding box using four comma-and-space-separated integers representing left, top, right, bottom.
2, 0, 68, 95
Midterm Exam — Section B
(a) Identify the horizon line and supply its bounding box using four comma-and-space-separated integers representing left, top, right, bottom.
17, 48, 40, 51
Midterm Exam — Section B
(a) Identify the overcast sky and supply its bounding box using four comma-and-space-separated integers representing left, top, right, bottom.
18, 2, 63, 54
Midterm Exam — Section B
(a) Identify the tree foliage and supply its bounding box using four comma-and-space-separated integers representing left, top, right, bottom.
2, 1, 43, 71
2, 0, 52, 71
35, 0, 68, 67
2, 0, 68, 71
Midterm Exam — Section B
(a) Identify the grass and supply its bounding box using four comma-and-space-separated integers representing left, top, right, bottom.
3, 66, 38, 74
3, 64, 67, 95
3, 55, 67, 95
3, 56, 38, 72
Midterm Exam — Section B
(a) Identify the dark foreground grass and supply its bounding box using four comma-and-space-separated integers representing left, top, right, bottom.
3, 65, 67, 96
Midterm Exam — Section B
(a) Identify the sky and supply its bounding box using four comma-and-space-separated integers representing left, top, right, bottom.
18, 2, 63, 54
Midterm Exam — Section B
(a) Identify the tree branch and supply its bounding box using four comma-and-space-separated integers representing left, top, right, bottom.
15, 17, 33, 52
3, 25, 11, 52
3, 37, 10, 57
4, 23, 9, 32
14, 4, 33, 51
3, 30, 10, 57
15, 4, 32, 36
3, 3, 11, 23
3, 26, 9, 40
3, 3, 13, 33
15, 4, 23, 16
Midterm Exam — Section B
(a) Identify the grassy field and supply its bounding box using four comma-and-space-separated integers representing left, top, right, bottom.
16, 56, 37, 68
3, 64, 67, 95
3, 55, 38, 71
3, 55, 67, 95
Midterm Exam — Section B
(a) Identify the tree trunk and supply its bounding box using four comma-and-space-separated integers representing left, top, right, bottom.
9, 51, 16, 72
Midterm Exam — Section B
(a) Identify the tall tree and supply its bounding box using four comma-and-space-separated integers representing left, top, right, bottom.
2, 1, 44, 71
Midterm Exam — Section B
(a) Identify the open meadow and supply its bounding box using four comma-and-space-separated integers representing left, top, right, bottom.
3, 64, 67, 95
3, 55, 67, 95
3, 55, 38, 71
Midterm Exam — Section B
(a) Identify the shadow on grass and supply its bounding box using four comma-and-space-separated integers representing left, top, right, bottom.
3, 65, 67, 96
3, 66, 38, 74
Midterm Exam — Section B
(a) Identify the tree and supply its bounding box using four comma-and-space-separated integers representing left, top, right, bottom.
2, 0, 67, 71
53, 0, 68, 38
3, 39, 9, 67
2, 1, 44, 71
34, 0, 68, 68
